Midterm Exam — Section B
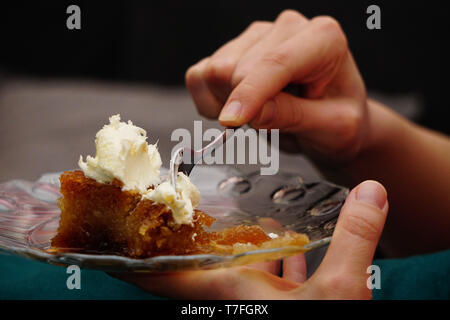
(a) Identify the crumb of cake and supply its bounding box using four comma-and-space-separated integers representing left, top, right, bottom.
230, 232, 310, 255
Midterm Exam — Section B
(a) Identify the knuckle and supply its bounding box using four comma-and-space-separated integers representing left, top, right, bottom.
185, 58, 209, 87
261, 50, 290, 71
230, 67, 246, 88
247, 20, 271, 32
331, 106, 363, 151
345, 106, 364, 134
312, 15, 342, 33
312, 16, 348, 54
234, 81, 259, 100
342, 208, 381, 242
277, 9, 303, 24
204, 59, 235, 85
185, 66, 199, 88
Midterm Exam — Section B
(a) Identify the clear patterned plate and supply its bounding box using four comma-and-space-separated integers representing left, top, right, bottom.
0, 166, 348, 272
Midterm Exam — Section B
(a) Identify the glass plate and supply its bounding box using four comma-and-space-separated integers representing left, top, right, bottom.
0, 166, 348, 272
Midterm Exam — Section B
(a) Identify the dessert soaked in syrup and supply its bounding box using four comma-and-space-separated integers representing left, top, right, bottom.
51, 115, 309, 258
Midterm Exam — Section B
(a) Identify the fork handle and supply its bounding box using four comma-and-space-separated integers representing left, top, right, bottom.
184, 126, 240, 176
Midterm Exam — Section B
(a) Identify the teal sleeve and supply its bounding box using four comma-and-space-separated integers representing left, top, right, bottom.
0, 253, 161, 300
372, 249, 450, 300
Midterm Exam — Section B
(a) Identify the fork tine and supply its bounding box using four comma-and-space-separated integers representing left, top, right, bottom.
170, 147, 184, 191
170, 127, 241, 188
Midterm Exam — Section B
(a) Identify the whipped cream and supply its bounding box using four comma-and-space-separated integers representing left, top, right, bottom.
142, 172, 200, 225
79, 114, 162, 193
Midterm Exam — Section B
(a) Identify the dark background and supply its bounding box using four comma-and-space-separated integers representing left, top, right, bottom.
0, 0, 448, 133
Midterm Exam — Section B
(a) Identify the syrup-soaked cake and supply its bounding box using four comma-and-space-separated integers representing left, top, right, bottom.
51, 170, 309, 258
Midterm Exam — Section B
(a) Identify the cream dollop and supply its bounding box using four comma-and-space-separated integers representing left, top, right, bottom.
142, 172, 200, 225
78, 114, 162, 193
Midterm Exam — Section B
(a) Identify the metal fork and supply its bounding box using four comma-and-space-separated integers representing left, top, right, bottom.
169, 127, 239, 191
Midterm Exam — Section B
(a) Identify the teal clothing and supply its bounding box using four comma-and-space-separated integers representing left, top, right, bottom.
0, 250, 449, 300
0, 253, 159, 300
372, 249, 450, 300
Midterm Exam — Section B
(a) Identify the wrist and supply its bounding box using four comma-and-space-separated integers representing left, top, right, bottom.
316, 98, 415, 187
361, 98, 414, 154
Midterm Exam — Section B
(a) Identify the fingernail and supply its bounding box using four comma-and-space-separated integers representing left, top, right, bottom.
254, 100, 276, 126
219, 100, 242, 122
355, 181, 387, 210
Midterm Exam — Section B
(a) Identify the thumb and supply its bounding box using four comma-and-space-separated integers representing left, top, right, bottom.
307, 180, 388, 298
